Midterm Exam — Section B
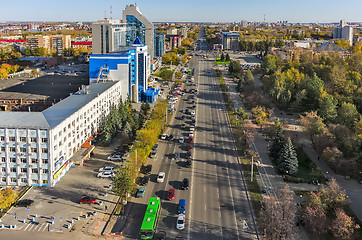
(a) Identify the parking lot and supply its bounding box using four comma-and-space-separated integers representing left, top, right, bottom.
0, 135, 126, 237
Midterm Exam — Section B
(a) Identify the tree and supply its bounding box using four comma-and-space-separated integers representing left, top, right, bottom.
0, 188, 18, 211
337, 102, 360, 128
320, 178, 349, 212
261, 54, 277, 75
259, 185, 299, 240
251, 106, 268, 128
269, 122, 285, 161
141, 102, 151, 116
220, 52, 225, 61
300, 111, 326, 145
244, 70, 254, 84
228, 60, 241, 76
302, 191, 327, 236
225, 53, 230, 62
330, 209, 360, 240
277, 138, 298, 176
112, 165, 137, 199
319, 93, 338, 122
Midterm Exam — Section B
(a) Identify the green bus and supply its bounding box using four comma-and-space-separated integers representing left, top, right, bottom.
140, 197, 161, 239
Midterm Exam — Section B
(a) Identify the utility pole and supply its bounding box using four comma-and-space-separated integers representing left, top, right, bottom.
251, 156, 254, 182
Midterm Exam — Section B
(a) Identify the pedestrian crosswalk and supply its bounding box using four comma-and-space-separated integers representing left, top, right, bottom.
21, 221, 49, 232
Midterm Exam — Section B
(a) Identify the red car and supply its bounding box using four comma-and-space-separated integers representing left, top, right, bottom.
80, 196, 96, 204
188, 136, 193, 143
167, 188, 175, 200
187, 144, 193, 151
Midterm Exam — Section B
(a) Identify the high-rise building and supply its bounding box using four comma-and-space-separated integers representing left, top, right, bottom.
154, 31, 165, 58
333, 19, 353, 45
222, 32, 240, 50
123, 4, 155, 59
92, 19, 126, 54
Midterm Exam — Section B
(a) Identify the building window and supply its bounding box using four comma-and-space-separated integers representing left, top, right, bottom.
10, 177, 16, 183
10, 158, 16, 163
41, 138, 48, 143
20, 137, 26, 142
31, 148, 37, 153
10, 167, 16, 172
59, 141, 62, 146
9, 137, 16, 141
1, 167, 5, 172
21, 168, 27, 173
31, 137, 37, 143
54, 145, 57, 151
1, 136, 5, 141
31, 159, 38, 164
1, 157, 5, 162
32, 169, 38, 173
41, 148, 48, 153
20, 147, 26, 153
42, 169, 48, 174
1, 147, 5, 151
1, 177, 6, 182
42, 159, 48, 164
42, 180, 48, 184
32, 179, 38, 184
54, 135, 57, 141
21, 178, 27, 183
9, 147, 16, 152
20, 158, 26, 163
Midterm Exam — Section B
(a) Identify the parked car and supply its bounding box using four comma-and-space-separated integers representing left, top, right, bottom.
181, 178, 189, 190
185, 159, 192, 168
152, 144, 159, 151
181, 123, 186, 129
187, 144, 193, 151
15, 199, 34, 207
99, 166, 114, 172
97, 171, 115, 178
107, 154, 122, 161
140, 176, 149, 186
161, 133, 168, 140
189, 131, 194, 137
179, 137, 185, 143
188, 136, 193, 143
176, 214, 185, 230
157, 172, 166, 183
80, 196, 96, 204
136, 187, 146, 198
178, 199, 186, 213
167, 188, 175, 200
191, 110, 195, 115
175, 152, 181, 158
141, 164, 152, 174
150, 151, 157, 158
167, 134, 174, 141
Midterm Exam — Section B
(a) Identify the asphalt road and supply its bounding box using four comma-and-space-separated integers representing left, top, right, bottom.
149, 36, 258, 239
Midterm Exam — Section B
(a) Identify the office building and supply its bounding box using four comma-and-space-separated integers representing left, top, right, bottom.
0, 82, 126, 187
123, 4, 155, 59
92, 19, 127, 54
333, 20, 353, 45
89, 38, 149, 103
154, 31, 165, 58
222, 32, 240, 50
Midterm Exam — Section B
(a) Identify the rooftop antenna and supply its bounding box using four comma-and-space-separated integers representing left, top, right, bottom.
264, 14, 266, 22
110, 6, 112, 19
104, 10, 107, 19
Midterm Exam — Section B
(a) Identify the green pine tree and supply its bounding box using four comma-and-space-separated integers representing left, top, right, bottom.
277, 138, 298, 176
269, 124, 285, 161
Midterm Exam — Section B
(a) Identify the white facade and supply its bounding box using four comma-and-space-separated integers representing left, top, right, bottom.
0, 82, 126, 187
333, 20, 353, 45
92, 19, 127, 54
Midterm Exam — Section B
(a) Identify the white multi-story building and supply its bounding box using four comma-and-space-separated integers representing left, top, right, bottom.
0, 81, 128, 187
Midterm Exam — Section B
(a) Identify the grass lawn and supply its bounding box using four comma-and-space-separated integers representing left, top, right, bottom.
283, 148, 326, 184
215, 60, 230, 65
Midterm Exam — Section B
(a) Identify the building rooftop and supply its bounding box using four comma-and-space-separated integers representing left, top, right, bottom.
42, 82, 117, 128
0, 112, 50, 129
315, 41, 347, 53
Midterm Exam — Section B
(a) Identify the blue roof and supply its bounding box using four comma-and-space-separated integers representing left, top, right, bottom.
133, 37, 142, 45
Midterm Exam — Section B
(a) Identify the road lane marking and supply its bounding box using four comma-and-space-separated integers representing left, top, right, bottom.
23, 222, 32, 231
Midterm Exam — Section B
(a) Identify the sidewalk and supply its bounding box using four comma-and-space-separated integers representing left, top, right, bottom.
217, 66, 310, 240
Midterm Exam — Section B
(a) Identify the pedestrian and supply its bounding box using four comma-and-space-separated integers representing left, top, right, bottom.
105, 205, 107, 211
83, 162, 85, 166
15, 213, 17, 219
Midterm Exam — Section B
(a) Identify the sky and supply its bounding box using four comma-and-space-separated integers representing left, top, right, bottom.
1, 0, 362, 23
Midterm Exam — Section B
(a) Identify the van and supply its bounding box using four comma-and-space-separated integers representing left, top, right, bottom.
178, 199, 186, 213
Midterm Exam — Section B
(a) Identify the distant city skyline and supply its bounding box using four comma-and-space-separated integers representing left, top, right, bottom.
1, 0, 362, 23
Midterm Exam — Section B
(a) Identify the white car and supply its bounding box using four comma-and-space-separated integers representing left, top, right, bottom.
176, 214, 185, 230
179, 137, 184, 143
161, 133, 168, 140
97, 171, 115, 178
189, 131, 194, 137
107, 154, 122, 161
99, 166, 114, 172
191, 110, 195, 115
157, 172, 165, 183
